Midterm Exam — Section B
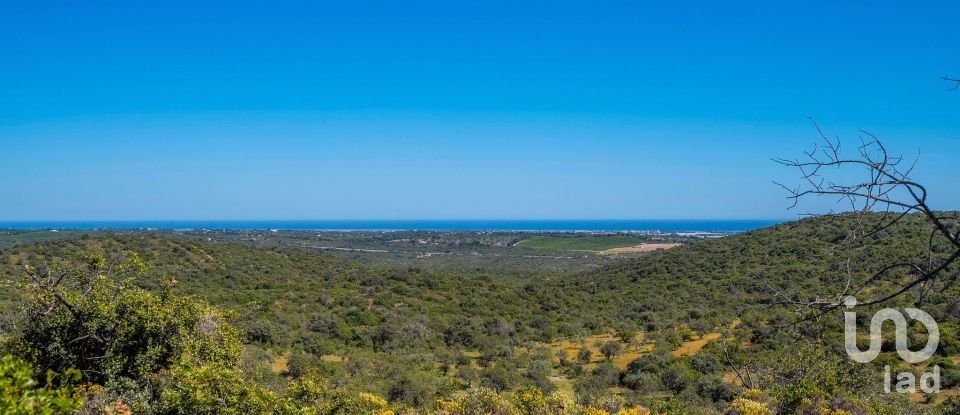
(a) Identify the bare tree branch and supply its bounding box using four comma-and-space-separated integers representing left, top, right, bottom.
942, 75, 960, 91
773, 120, 960, 315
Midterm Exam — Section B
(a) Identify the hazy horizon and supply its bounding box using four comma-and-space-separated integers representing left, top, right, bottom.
0, 218, 784, 233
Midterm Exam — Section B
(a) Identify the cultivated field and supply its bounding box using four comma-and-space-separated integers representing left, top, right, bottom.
516, 235, 649, 251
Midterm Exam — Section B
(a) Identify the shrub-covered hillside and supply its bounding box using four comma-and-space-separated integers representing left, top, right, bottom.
1, 213, 957, 413
557, 213, 960, 330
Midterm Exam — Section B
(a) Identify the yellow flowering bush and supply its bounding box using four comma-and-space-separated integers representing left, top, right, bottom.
727, 397, 773, 415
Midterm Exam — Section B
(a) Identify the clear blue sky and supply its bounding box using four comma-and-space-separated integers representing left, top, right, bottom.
1, 1, 958, 220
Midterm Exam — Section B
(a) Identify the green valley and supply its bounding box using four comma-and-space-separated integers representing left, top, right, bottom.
2, 213, 958, 413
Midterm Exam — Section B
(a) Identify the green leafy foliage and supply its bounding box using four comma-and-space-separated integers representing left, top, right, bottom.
0, 354, 84, 415
0, 212, 956, 413
517, 235, 648, 251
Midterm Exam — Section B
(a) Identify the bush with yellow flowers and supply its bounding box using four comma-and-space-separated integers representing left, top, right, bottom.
435, 386, 650, 415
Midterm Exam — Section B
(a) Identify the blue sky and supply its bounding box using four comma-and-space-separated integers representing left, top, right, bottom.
1, 1, 958, 220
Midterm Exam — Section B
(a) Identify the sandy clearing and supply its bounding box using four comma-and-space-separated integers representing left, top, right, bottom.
601, 243, 682, 255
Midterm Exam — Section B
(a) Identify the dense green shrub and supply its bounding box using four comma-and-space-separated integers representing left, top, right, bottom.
0, 354, 84, 415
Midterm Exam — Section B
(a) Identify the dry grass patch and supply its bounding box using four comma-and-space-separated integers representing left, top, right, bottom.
600, 243, 681, 255
550, 330, 724, 369
672, 332, 722, 357
910, 387, 959, 405
271, 353, 289, 373
549, 376, 576, 399
549, 333, 652, 369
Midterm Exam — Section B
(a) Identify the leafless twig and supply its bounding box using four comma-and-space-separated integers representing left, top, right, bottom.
942, 75, 960, 91
772, 120, 960, 319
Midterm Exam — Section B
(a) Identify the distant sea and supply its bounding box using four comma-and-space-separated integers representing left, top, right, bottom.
0, 219, 782, 233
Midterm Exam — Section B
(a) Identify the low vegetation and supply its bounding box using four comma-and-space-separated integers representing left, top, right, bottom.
1, 212, 958, 413
516, 235, 651, 251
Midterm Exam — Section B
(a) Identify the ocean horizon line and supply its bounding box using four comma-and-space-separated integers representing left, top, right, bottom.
0, 219, 785, 232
